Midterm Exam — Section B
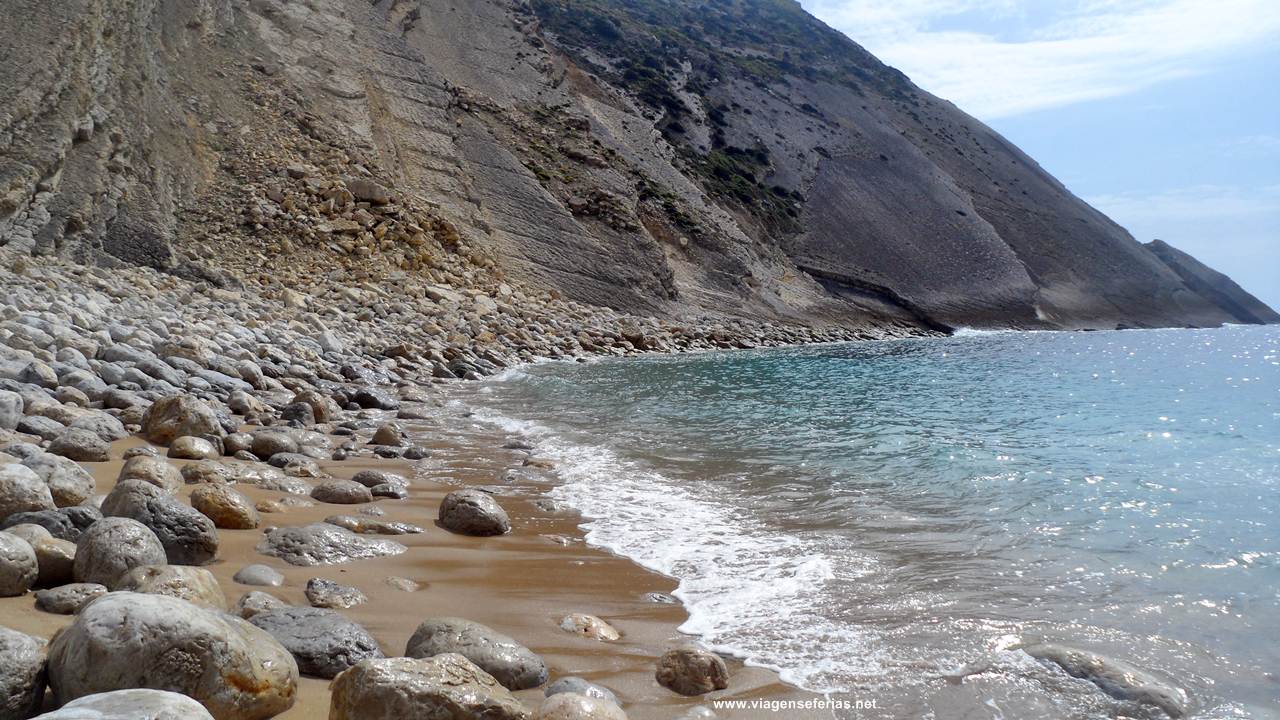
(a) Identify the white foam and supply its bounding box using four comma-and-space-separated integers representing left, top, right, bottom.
467, 404, 886, 693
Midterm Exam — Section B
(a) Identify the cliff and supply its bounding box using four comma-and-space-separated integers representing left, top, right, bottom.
0, 0, 1272, 333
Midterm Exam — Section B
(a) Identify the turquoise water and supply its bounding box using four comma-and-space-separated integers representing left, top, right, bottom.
465, 326, 1280, 719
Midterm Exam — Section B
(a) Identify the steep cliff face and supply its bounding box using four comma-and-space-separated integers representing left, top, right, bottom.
0, 0, 1271, 332
1146, 240, 1280, 325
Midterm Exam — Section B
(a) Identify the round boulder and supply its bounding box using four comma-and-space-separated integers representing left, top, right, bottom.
438, 489, 511, 536
235, 591, 287, 620
101, 480, 219, 566
115, 565, 228, 611
256, 524, 406, 566
169, 436, 219, 460
0, 626, 47, 719
311, 480, 373, 505
34, 583, 108, 615
405, 617, 547, 690
116, 455, 182, 493
72, 517, 167, 588
0, 531, 38, 596
249, 606, 384, 679
545, 677, 619, 706
31, 688, 214, 719
191, 485, 260, 530
47, 429, 110, 463
329, 654, 527, 720
655, 647, 729, 696
559, 614, 620, 641
21, 453, 95, 507
46, 592, 298, 719
305, 577, 366, 609
141, 395, 225, 445
233, 564, 285, 588
31, 536, 76, 587
0, 463, 56, 522
535, 693, 628, 720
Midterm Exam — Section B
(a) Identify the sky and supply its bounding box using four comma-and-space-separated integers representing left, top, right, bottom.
801, 0, 1280, 310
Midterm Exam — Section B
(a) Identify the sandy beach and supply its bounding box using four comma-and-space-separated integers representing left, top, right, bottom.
0, 392, 825, 719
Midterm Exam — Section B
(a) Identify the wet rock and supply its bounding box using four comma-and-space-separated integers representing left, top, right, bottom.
311, 479, 373, 505
169, 435, 219, 460
384, 576, 421, 592
0, 531, 38, 595
223, 433, 253, 456
535, 693, 628, 720
352, 387, 398, 411
642, 592, 677, 604
251, 431, 298, 460
0, 463, 56, 521
47, 428, 111, 462
324, 514, 423, 535
0, 626, 47, 719
1025, 643, 1189, 718
181, 460, 236, 485
369, 423, 403, 446
233, 564, 285, 587
559, 613, 620, 641
116, 565, 228, 611
273, 454, 324, 478
235, 591, 287, 620
67, 412, 128, 442
0, 391, 23, 430
256, 523, 406, 566
370, 483, 408, 499
250, 606, 384, 679
191, 484, 260, 529
21, 453, 95, 507
305, 577, 367, 609
72, 517, 167, 588
405, 617, 548, 690
116, 455, 182, 493
290, 390, 340, 424
141, 395, 225, 445
34, 583, 108, 614
438, 489, 511, 536
32, 689, 215, 719
545, 677, 619, 706
655, 647, 729, 696
280, 402, 315, 426
30, 536, 76, 587
403, 446, 431, 460
102, 480, 219, 565
1, 507, 98, 542
350, 469, 407, 489
47, 592, 298, 719
328, 655, 528, 720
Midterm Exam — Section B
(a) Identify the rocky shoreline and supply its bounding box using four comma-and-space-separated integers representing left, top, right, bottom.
0, 246, 877, 718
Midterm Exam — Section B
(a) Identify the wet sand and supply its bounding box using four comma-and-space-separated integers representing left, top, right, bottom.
0, 401, 826, 719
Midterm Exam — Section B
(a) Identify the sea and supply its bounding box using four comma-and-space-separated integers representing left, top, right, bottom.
460, 325, 1280, 719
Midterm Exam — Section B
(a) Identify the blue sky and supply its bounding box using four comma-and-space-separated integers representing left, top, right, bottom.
802, 0, 1280, 310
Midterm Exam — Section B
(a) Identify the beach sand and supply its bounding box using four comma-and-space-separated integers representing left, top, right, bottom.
0, 401, 825, 719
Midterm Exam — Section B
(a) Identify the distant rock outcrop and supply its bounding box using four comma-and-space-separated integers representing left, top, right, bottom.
1145, 240, 1280, 325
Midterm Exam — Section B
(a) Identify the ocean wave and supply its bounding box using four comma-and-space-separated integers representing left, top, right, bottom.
466, 404, 883, 693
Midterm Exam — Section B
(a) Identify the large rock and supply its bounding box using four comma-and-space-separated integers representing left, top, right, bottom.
141, 395, 224, 446
323, 514, 422, 535
116, 455, 182, 493
191, 485, 260, 530
438, 489, 511, 536
235, 591, 287, 620
47, 593, 297, 720
47, 428, 111, 462
0, 391, 23, 430
1025, 643, 1189, 718
535, 693, 628, 720
304, 577, 366, 609
168, 435, 219, 460
0, 626, 46, 719
655, 647, 729, 696
350, 469, 408, 489
67, 412, 128, 442
290, 390, 339, 423
30, 536, 77, 587
116, 565, 228, 611
310, 479, 373, 505
250, 432, 297, 460
21, 453, 95, 507
101, 480, 218, 565
255, 524, 406, 566
545, 677, 619, 706
329, 655, 529, 720
32, 689, 215, 720
34, 583, 108, 615
405, 617, 547, 690
249, 606, 384, 679
1, 506, 99, 542
72, 517, 167, 588
233, 564, 284, 588
0, 463, 56, 522
0, 531, 38, 596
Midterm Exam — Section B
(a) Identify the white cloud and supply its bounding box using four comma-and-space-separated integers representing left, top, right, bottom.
1086, 184, 1280, 223
802, 0, 1280, 118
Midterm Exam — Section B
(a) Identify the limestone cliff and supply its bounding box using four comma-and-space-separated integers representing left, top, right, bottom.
0, 0, 1272, 332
